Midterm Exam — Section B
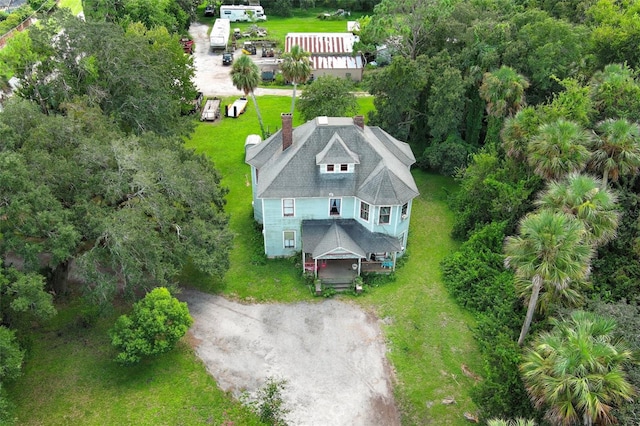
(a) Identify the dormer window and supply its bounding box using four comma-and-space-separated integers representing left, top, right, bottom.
323, 164, 353, 173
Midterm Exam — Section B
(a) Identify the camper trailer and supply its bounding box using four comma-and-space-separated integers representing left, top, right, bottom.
220, 5, 267, 22
210, 18, 230, 50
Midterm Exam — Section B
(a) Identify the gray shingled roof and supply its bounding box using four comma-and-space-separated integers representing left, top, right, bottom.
245, 117, 419, 205
302, 220, 402, 258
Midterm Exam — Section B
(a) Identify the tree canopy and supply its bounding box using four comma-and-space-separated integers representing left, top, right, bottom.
0, 99, 232, 303
11, 10, 196, 137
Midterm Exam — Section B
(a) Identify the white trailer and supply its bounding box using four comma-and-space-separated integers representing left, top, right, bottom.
200, 98, 221, 121
220, 5, 267, 22
210, 18, 230, 50
226, 97, 248, 118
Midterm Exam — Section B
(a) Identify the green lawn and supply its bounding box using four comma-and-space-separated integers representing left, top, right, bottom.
195, 7, 366, 50
58, 0, 83, 15
7, 299, 261, 425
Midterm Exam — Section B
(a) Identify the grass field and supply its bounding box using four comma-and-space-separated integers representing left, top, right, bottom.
195, 6, 366, 50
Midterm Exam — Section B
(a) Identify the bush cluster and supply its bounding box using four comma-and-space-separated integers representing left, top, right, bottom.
441, 222, 535, 420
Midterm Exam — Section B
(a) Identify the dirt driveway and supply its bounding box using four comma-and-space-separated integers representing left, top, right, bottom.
180, 289, 400, 426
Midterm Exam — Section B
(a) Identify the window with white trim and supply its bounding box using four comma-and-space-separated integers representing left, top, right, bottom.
401, 202, 408, 219
340, 164, 348, 171
329, 198, 341, 216
379, 206, 391, 224
282, 198, 294, 217
283, 231, 296, 248
326, 164, 335, 172
360, 201, 370, 221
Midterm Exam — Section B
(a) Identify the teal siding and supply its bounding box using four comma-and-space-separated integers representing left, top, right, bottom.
259, 196, 413, 258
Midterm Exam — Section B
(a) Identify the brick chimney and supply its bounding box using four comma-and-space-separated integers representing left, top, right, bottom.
353, 115, 364, 129
281, 113, 293, 151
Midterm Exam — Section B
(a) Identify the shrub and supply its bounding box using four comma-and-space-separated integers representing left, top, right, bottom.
110, 287, 193, 365
243, 377, 290, 425
420, 134, 476, 176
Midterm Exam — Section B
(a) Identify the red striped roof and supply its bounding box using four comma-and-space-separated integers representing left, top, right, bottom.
285, 33, 358, 54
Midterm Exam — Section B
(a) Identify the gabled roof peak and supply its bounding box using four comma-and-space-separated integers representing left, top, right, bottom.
315, 133, 360, 165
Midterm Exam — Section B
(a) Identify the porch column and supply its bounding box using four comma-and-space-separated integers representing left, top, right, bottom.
314, 258, 318, 278
392, 252, 397, 271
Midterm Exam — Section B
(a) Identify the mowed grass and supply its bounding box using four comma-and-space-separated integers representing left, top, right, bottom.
195, 7, 366, 50
7, 300, 260, 425
361, 174, 482, 425
58, 0, 83, 15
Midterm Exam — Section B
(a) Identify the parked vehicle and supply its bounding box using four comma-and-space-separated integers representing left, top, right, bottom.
220, 5, 266, 22
261, 70, 275, 82
210, 18, 230, 50
242, 41, 256, 55
180, 38, 194, 54
204, 5, 215, 17
222, 52, 233, 66
261, 43, 274, 57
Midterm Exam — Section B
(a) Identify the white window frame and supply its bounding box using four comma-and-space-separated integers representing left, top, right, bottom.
326, 164, 335, 173
360, 201, 370, 222
282, 198, 295, 217
283, 230, 296, 249
329, 198, 342, 216
401, 202, 408, 220
378, 206, 391, 224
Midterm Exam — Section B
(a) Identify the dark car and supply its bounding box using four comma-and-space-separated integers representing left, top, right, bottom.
204, 5, 215, 17
222, 52, 233, 66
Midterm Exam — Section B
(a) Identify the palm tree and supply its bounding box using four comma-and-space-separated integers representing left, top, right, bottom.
504, 210, 593, 345
480, 65, 530, 118
230, 55, 265, 138
280, 44, 312, 114
488, 419, 535, 426
501, 107, 540, 161
521, 310, 636, 426
591, 118, 640, 188
480, 65, 530, 145
527, 119, 593, 180
536, 172, 619, 248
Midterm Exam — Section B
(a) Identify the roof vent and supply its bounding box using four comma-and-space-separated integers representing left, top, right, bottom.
317, 116, 329, 125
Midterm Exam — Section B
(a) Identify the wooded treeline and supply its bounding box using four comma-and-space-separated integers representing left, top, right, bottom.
0, 10, 232, 421
359, 0, 640, 423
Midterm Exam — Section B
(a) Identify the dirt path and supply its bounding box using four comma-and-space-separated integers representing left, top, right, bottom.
180, 289, 400, 426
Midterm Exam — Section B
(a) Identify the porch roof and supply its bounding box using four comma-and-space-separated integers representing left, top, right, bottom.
302, 219, 402, 259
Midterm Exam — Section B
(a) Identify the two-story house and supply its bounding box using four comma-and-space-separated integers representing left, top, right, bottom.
245, 113, 419, 287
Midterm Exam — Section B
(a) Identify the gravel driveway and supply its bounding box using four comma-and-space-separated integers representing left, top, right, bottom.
189, 21, 293, 97
180, 289, 400, 426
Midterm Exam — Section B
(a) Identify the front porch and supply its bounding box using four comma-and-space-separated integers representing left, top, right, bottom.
301, 219, 402, 292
